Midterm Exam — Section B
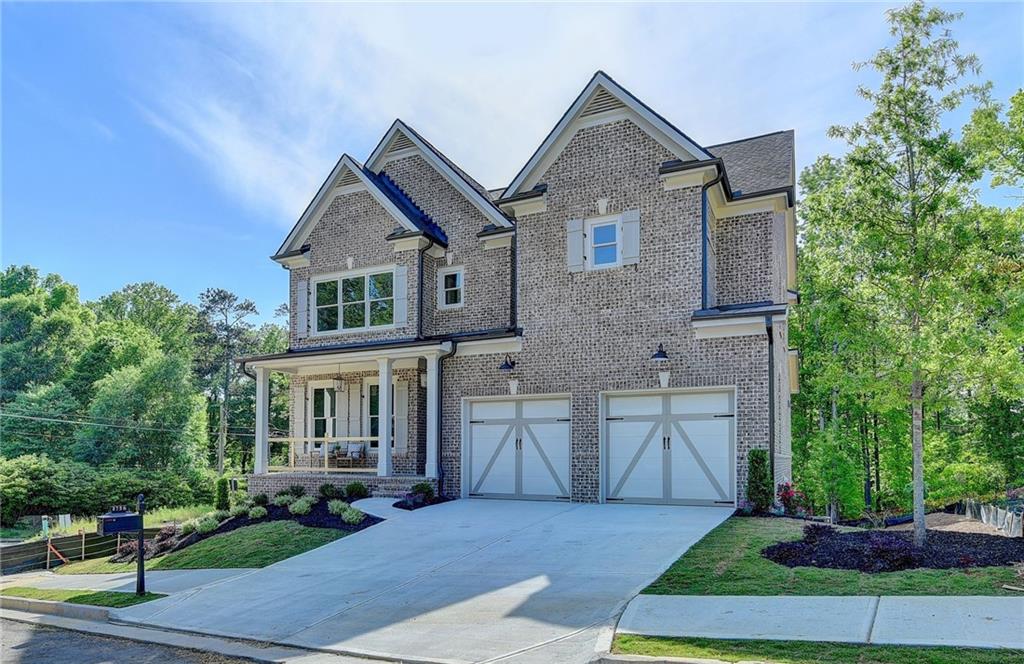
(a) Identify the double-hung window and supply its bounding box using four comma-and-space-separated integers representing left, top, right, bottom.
585, 216, 621, 270
315, 268, 394, 333
437, 266, 464, 309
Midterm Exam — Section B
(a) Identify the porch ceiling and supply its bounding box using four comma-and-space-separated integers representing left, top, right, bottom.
241, 340, 452, 374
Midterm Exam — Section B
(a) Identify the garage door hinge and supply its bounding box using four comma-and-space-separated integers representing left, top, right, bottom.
556, 496, 570, 500
469, 493, 483, 497
556, 418, 571, 422
714, 500, 734, 505
606, 497, 624, 502
469, 420, 484, 424
713, 414, 735, 418
605, 416, 624, 421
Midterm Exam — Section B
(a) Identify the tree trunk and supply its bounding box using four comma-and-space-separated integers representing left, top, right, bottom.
872, 414, 881, 512
911, 373, 926, 547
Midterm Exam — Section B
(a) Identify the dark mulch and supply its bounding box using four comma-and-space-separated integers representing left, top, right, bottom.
763, 523, 1024, 573
217, 500, 382, 536
393, 495, 452, 511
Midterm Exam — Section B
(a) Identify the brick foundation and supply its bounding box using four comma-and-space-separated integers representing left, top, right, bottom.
247, 473, 436, 499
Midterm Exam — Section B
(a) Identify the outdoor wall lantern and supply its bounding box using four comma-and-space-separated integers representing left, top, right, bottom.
651, 344, 671, 388
499, 354, 516, 373
651, 343, 669, 362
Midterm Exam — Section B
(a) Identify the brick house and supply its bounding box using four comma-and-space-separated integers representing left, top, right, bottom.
241, 72, 798, 506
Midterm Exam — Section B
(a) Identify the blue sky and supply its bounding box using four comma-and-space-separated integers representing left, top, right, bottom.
3, 2, 1021, 322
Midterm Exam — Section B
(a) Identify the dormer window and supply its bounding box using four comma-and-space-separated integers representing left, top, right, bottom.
437, 266, 464, 309
314, 268, 395, 333
585, 216, 621, 270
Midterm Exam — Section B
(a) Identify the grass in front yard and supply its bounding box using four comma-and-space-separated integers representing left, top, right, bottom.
25, 504, 214, 541
645, 517, 1020, 596
55, 521, 345, 575
1, 586, 164, 608
613, 635, 1024, 663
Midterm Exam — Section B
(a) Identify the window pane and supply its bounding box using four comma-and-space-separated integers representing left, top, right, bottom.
369, 385, 379, 415
445, 288, 461, 305
314, 419, 327, 438
342, 276, 365, 303
315, 281, 338, 306
594, 245, 617, 265
342, 303, 365, 328
369, 272, 393, 299
313, 389, 325, 417
443, 272, 460, 289
369, 299, 394, 326
592, 223, 616, 245
317, 306, 338, 331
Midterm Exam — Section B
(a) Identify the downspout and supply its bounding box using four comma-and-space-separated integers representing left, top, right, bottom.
765, 315, 776, 487
435, 341, 458, 496
701, 169, 725, 310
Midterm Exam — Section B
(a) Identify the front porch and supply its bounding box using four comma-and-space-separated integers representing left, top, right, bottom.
245, 340, 450, 488
248, 472, 437, 500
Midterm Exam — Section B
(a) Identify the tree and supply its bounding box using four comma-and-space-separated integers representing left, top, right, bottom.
812, 1, 1009, 545
91, 282, 198, 356
63, 320, 161, 406
0, 384, 80, 458
196, 289, 258, 473
963, 90, 1024, 190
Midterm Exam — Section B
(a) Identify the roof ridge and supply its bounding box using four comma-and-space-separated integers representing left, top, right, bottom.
706, 129, 794, 150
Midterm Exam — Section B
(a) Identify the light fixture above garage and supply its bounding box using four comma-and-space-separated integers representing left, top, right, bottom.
499, 354, 516, 373
651, 344, 669, 362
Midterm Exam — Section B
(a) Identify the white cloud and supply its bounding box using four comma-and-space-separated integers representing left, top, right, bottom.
134, 2, 1015, 226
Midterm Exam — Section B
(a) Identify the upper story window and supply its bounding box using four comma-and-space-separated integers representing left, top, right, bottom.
314, 268, 394, 334
437, 266, 464, 309
585, 216, 621, 270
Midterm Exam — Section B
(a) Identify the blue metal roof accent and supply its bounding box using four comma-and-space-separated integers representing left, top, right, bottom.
362, 168, 448, 246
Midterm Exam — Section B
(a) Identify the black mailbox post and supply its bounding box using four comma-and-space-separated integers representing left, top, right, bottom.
96, 494, 146, 595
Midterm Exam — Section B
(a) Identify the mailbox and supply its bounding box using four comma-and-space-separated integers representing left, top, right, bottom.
97, 508, 141, 536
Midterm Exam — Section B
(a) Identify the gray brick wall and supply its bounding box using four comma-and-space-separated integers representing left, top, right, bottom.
715, 209, 775, 306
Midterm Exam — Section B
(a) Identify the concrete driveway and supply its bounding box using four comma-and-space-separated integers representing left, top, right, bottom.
114, 500, 731, 664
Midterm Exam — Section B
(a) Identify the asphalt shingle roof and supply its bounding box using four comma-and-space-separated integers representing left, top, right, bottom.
706, 130, 795, 196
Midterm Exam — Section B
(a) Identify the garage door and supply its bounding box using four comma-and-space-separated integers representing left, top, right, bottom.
466, 397, 571, 500
604, 390, 735, 505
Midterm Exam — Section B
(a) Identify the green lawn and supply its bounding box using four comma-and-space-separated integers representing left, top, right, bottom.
645, 517, 1021, 596
56, 521, 345, 574
0, 586, 164, 608
22, 505, 214, 542
614, 635, 1024, 664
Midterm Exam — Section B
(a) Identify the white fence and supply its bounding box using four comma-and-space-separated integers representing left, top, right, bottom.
959, 498, 1023, 537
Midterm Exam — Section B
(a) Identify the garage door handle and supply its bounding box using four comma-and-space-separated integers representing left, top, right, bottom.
713, 414, 734, 418
605, 417, 624, 421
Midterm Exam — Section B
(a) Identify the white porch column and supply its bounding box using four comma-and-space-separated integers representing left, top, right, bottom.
254, 366, 270, 474
377, 357, 394, 477
425, 353, 439, 479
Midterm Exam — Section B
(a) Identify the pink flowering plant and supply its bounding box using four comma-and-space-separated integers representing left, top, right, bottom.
777, 482, 811, 517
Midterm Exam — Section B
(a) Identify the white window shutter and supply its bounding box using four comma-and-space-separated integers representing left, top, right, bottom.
394, 381, 409, 453
335, 385, 349, 437
393, 265, 408, 325
291, 383, 306, 442
296, 279, 309, 339
348, 387, 361, 439
622, 209, 640, 265
566, 219, 584, 272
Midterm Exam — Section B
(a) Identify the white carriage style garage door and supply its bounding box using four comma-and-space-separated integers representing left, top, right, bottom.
604, 389, 735, 506
465, 397, 571, 500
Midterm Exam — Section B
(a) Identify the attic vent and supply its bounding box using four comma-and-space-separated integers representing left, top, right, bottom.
580, 87, 626, 117
337, 168, 361, 188
387, 132, 415, 154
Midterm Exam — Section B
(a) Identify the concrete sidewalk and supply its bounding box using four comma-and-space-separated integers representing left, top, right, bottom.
1, 569, 255, 595
618, 595, 1024, 649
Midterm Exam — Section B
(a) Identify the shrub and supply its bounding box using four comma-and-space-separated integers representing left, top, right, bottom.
286, 485, 306, 497
196, 516, 219, 534
229, 503, 249, 518
746, 449, 773, 512
247, 506, 268, 520
327, 499, 349, 516
341, 507, 365, 525
180, 519, 198, 535
345, 482, 369, 501
288, 496, 315, 516
410, 482, 435, 501
803, 523, 836, 543
215, 477, 230, 511
777, 482, 810, 516
252, 493, 269, 506
271, 493, 296, 507
210, 509, 230, 522
319, 483, 340, 500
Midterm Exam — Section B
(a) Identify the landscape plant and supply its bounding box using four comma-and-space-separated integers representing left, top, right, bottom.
196, 516, 219, 535
319, 483, 340, 500
288, 496, 315, 516
247, 506, 267, 519
345, 482, 369, 500
342, 507, 366, 525
746, 449, 773, 512
215, 477, 230, 510
271, 493, 295, 507
327, 499, 349, 516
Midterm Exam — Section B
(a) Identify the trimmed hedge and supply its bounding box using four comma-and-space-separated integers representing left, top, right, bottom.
0, 454, 216, 527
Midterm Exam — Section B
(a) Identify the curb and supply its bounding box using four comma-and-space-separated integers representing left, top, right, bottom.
598, 655, 739, 664
0, 596, 109, 621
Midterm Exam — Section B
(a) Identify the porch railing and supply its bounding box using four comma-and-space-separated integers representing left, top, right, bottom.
268, 437, 379, 473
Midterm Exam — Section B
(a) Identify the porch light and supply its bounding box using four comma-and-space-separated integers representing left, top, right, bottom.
651, 344, 669, 362
499, 354, 516, 373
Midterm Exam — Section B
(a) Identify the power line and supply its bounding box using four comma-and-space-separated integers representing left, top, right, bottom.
2, 403, 260, 434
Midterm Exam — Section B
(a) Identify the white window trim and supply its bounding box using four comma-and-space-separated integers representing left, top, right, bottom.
584, 214, 622, 271
437, 265, 465, 310
311, 265, 397, 336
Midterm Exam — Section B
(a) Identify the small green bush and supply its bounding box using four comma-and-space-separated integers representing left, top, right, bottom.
180, 519, 198, 535
229, 503, 249, 518
252, 493, 269, 506
327, 499, 349, 516
209, 509, 230, 523
196, 516, 219, 535
341, 507, 365, 525
215, 477, 230, 511
286, 485, 306, 497
410, 482, 435, 501
289, 496, 315, 516
747, 448, 773, 512
319, 483, 340, 500
271, 493, 296, 507
345, 482, 369, 500
247, 506, 267, 519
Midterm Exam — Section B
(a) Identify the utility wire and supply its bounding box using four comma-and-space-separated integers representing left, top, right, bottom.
2, 403, 258, 434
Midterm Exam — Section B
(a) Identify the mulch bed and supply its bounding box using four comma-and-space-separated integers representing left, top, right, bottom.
392, 495, 452, 511
763, 523, 1024, 572
215, 500, 382, 535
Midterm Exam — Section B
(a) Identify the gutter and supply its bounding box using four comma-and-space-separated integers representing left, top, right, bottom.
435, 341, 458, 495
765, 314, 776, 486
701, 170, 725, 310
